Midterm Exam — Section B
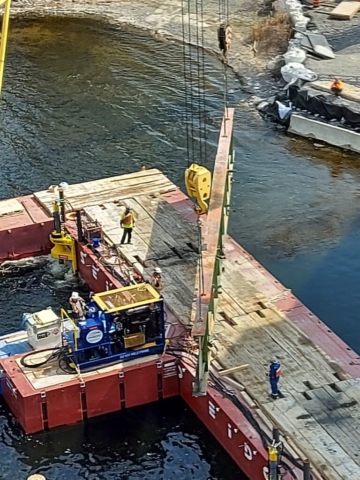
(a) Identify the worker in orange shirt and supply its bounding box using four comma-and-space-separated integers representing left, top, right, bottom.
120, 206, 135, 244
331, 78, 343, 96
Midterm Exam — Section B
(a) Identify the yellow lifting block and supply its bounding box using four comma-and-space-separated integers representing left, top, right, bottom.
50, 231, 77, 273
184, 163, 211, 215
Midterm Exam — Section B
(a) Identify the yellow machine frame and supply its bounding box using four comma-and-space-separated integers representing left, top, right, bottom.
92, 283, 161, 314
0, 0, 11, 98
50, 230, 77, 273
185, 163, 211, 215
50, 202, 78, 272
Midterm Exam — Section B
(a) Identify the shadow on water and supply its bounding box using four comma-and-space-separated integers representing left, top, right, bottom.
0, 396, 245, 479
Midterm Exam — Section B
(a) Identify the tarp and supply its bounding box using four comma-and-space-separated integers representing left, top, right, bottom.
288, 86, 360, 128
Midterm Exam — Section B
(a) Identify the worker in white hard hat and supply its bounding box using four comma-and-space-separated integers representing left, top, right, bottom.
151, 267, 163, 293
69, 291, 86, 321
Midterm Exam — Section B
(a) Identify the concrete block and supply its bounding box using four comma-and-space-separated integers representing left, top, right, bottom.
288, 114, 360, 154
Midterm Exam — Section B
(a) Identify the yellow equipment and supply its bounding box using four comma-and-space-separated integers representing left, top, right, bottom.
185, 164, 211, 215
50, 201, 77, 273
50, 230, 77, 273
267, 444, 282, 480
0, 0, 11, 98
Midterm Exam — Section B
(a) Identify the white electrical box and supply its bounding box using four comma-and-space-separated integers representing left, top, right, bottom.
24, 308, 62, 350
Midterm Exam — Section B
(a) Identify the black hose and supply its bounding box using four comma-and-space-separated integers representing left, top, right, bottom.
20, 347, 67, 369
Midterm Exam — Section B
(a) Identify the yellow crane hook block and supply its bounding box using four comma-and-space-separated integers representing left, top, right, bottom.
185, 164, 211, 215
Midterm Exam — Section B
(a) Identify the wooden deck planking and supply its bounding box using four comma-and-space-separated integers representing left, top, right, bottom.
262, 399, 359, 479
211, 252, 360, 477
304, 388, 360, 462
34, 169, 176, 214
83, 192, 199, 326
137, 195, 198, 249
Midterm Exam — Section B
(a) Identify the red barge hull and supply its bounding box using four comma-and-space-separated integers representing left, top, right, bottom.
1, 183, 360, 480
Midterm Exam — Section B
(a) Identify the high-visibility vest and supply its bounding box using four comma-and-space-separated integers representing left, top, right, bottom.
121, 212, 134, 228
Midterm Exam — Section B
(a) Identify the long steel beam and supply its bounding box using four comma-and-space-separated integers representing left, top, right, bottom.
192, 108, 235, 396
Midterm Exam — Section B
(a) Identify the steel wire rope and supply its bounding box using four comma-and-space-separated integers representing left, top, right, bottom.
186, 0, 196, 166
195, 0, 203, 168
199, 0, 208, 170
181, 0, 191, 168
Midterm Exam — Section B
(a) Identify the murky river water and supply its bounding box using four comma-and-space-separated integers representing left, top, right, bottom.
1, 16, 360, 479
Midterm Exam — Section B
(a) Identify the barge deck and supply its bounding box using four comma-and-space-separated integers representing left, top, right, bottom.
1, 168, 360, 479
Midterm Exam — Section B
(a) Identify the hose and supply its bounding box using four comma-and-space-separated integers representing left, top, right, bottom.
20, 346, 69, 369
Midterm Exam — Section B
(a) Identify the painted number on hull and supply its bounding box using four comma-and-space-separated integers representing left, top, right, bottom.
208, 401, 216, 419
263, 466, 269, 479
92, 265, 98, 279
244, 443, 253, 461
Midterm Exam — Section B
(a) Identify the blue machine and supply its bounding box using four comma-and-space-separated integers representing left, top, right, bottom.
65, 283, 166, 370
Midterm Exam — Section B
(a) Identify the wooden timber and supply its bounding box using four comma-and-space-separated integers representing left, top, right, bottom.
192, 108, 234, 337
33, 169, 177, 214
0, 198, 24, 217
34, 169, 360, 479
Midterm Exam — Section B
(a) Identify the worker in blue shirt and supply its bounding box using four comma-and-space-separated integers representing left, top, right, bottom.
268, 357, 281, 399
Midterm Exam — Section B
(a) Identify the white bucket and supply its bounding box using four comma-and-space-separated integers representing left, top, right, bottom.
283, 48, 306, 64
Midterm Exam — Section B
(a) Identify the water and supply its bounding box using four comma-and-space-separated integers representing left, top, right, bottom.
1, 15, 360, 479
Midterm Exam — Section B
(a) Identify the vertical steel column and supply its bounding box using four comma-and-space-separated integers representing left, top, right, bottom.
192, 109, 235, 396
0, 0, 11, 98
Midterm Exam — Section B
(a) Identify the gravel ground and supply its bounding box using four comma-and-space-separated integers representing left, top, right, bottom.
303, 2, 360, 84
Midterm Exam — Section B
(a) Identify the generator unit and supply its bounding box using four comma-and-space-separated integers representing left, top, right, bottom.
24, 308, 62, 350
64, 283, 166, 370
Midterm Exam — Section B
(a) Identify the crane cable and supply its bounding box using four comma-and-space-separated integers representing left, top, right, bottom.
218, 0, 232, 124
181, 0, 208, 326
181, 0, 207, 169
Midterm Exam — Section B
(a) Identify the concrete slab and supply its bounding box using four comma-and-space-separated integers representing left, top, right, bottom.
330, 1, 360, 19
288, 114, 360, 154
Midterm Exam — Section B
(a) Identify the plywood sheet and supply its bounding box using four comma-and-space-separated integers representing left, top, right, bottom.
0, 198, 24, 217
33, 169, 177, 214
312, 80, 360, 103
330, 1, 360, 19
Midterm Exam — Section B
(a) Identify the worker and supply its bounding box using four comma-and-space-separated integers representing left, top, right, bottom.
151, 267, 163, 292
331, 78, 343, 96
69, 291, 86, 321
120, 206, 135, 245
268, 357, 281, 399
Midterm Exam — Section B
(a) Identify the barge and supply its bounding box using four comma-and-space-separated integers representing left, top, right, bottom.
0, 114, 360, 480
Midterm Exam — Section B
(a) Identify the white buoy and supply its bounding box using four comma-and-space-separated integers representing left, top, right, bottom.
27, 475, 46, 480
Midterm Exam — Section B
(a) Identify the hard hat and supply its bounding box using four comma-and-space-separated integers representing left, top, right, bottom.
271, 357, 278, 363
154, 267, 162, 274
71, 292, 79, 299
